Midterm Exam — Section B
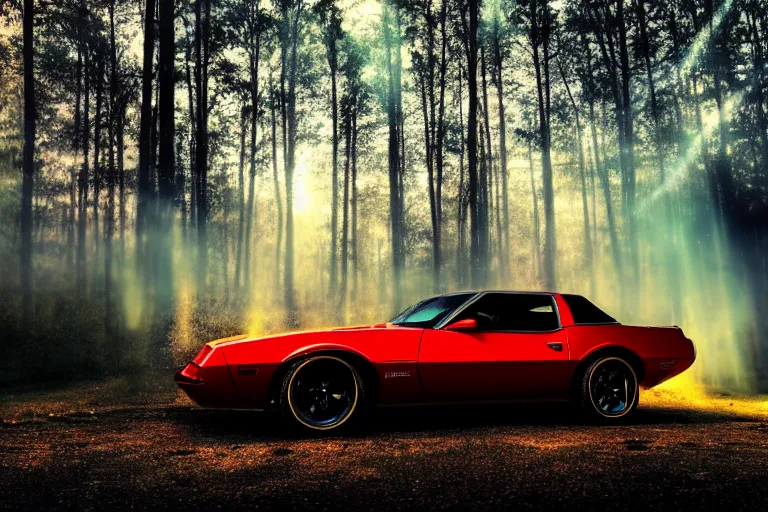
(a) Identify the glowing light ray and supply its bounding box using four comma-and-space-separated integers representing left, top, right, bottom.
638, 0, 736, 211
679, 0, 733, 80
639, 90, 745, 212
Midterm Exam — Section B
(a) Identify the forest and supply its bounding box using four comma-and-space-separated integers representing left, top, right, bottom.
0, 0, 766, 393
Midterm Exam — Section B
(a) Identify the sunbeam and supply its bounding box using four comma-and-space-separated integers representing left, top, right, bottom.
679, 0, 733, 79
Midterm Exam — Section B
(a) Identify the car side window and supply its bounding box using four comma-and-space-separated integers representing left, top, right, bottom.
456, 293, 560, 332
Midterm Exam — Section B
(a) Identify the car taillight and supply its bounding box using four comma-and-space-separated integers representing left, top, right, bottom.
178, 363, 203, 383
192, 344, 213, 366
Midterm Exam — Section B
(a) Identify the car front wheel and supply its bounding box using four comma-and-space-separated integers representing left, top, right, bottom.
580, 356, 639, 422
280, 355, 365, 432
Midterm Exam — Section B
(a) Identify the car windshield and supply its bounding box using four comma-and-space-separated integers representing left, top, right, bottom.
389, 293, 475, 328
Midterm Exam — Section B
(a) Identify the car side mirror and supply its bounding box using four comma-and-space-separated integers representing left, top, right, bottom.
444, 318, 477, 331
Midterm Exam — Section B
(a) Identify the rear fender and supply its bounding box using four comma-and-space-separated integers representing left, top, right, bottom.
568, 344, 646, 397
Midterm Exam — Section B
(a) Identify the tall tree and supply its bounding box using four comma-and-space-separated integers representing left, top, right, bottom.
156, 0, 175, 320
314, 0, 343, 300
383, 1, 404, 309
195, 0, 212, 295
137, 0, 155, 272
78, 21, 91, 296
615, 0, 637, 286
636, 0, 681, 321
278, 0, 305, 325
480, 45, 493, 278
105, 0, 117, 352
93, 56, 102, 272
339, 34, 366, 312
243, 0, 263, 300
518, 0, 556, 289
20, 0, 35, 321
234, 102, 247, 292
456, 0, 482, 287
587, 0, 638, 294
490, 9, 509, 273
401, 0, 446, 290
574, 24, 623, 288
558, 58, 593, 294
269, 70, 283, 296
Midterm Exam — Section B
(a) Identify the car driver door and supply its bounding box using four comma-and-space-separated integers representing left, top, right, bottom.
418, 293, 571, 401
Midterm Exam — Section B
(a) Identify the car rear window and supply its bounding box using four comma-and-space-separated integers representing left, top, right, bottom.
562, 294, 617, 324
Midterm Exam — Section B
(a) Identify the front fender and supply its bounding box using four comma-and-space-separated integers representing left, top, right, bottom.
282, 343, 370, 363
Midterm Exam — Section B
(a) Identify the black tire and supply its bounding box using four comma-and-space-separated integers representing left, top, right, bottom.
579, 356, 639, 422
280, 355, 366, 433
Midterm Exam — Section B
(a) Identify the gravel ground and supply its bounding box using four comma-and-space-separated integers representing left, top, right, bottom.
2, 376, 768, 511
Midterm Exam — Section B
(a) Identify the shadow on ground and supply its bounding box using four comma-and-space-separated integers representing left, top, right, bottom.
166, 398, 756, 441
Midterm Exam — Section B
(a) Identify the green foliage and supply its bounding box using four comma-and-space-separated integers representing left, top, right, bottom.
2, 0, 768, 392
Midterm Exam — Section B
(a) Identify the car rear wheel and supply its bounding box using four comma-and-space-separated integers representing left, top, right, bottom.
280, 356, 365, 432
579, 356, 639, 422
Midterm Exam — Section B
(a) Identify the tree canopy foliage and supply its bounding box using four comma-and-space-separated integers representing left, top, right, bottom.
0, 0, 767, 392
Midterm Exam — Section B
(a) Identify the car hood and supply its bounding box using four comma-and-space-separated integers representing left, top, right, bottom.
205, 323, 396, 349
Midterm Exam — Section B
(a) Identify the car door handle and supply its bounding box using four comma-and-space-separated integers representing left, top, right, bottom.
546, 342, 563, 352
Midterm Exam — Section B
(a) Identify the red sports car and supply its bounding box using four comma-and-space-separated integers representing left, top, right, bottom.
176, 291, 695, 431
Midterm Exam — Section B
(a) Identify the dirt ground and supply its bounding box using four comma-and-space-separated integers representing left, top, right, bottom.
2, 374, 768, 511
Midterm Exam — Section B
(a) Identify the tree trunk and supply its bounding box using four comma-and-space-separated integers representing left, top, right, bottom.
271, 78, 283, 297
235, 107, 246, 293
464, 0, 481, 288
222, 189, 230, 304
456, 64, 467, 288
420, 68, 438, 291
184, 19, 196, 236
196, 0, 211, 296
528, 137, 540, 280
595, 99, 622, 278
118, 99, 126, 266
21, 0, 35, 322
616, 0, 638, 288
176, 135, 186, 237
93, 63, 102, 283
395, 10, 406, 253
582, 34, 622, 285
435, 0, 448, 291
340, 111, 351, 319
78, 47, 90, 296
283, 1, 304, 326
105, 1, 118, 361
384, 3, 403, 310
69, 47, 81, 277
637, 0, 681, 322
330, 53, 339, 300
478, 122, 488, 277
559, 62, 593, 294
531, 0, 556, 289
589, 5, 629, 300
351, 109, 359, 300
244, 22, 261, 300
157, 0, 176, 325
137, 0, 155, 268
481, 46, 494, 280
492, 17, 509, 271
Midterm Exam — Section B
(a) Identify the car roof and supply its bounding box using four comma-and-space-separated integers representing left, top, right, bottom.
433, 290, 560, 296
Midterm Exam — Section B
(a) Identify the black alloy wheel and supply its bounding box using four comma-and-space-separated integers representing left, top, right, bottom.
282, 356, 363, 431
581, 356, 639, 421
